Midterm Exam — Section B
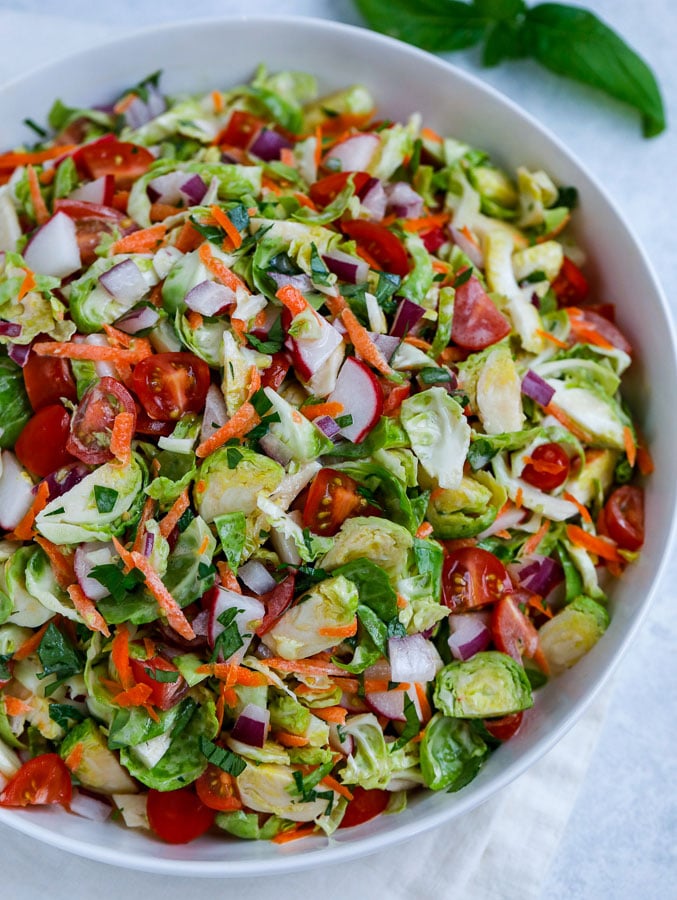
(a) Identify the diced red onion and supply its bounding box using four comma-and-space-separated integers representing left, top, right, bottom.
258, 432, 293, 466
69, 789, 112, 822
324, 133, 379, 171
184, 279, 234, 316
200, 384, 228, 445
142, 531, 155, 558
521, 368, 555, 407
7, 341, 31, 367
249, 128, 293, 162
359, 177, 387, 221
369, 332, 400, 361
314, 415, 341, 439
365, 688, 406, 722
322, 250, 368, 285
114, 305, 160, 335
448, 613, 491, 661
191, 608, 210, 638
0, 451, 34, 531
180, 174, 207, 205
74, 541, 115, 601
268, 271, 314, 293
23, 211, 81, 278
449, 225, 484, 269
147, 172, 206, 206
0, 321, 21, 338
421, 227, 448, 254
386, 181, 424, 219
145, 83, 167, 119
390, 297, 425, 338
329, 722, 355, 756
230, 703, 270, 748
238, 560, 278, 596
99, 259, 148, 304
388, 633, 442, 683
40, 462, 89, 500
123, 84, 166, 130
511, 554, 563, 597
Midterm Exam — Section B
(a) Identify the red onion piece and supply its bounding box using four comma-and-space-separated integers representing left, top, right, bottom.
23, 211, 81, 278
329, 722, 355, 756
447, 613, 491, 661
324, 133, 379, 172
142, 531, 155, 558
147, 172, 205, 206
386, 181, 424, 219
369, 332, 400, 361
74, 542, 115, 601
7, 341, 31, 367
238, 560, 278, 595
388, 633, 442, 683
449, 225, 484, 269
0, 451, 34, 531
0, 321, 21, 338
314, 414, 341, 439
40, 462, 90, 501
69, 789, 112, 822
249, 128, 293, 162
200, 384, 228, 445
98, 259, 148, 304
389, 297, 425, 338
185, 279, 234, 316
359, 177, 387, 220
521, 369, 555, 407
114, 305, 160, 335
322, 250, 368, 284
511, 555, 563, 597
230, 703, 270, 748
268, 271, 314, 293
258, 432, 293, 466
365, 688, 406, 722
180, 174, 207, 205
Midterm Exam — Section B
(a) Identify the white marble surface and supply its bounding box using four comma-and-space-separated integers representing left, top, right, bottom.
1, 1, 676, 896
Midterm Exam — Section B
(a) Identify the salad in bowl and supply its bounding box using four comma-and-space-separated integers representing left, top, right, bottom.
0, 59, 648, 849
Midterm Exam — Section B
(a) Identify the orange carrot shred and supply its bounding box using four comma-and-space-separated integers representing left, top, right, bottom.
129, 550, 195, 640
174, 220, 204, 253
514, 487, 524, 509
536, 328, 568, 349
415, 522, 434, 539
341, 307, 394, 376
318, 619, 358, 638
67, 584, 111, 637
27, 165, 50, 224
210, 204, 242, 250
314, 125, 323, 167
111, 223, 166, 255
562, 491, 593, 524
420, 126, 443, 143
114, 683, 154, 708
403, 335, 433, 351
522, 520, 550, 556
273, 731, 309, 748
17, 268, 36, 301
3, 696, 32, 717
217, 560, 242, 593
158, 488, 190, 539
543, 402, 594, 443
623, 426, 637, 468
102, 323, 133, 348
198, 242, 246, 293
565, 524, 623, 562
111, 624, 134, 690
186, 310, 204, 330
275, 283, 308, 317
0, 145, 78, 169
263, 657, 348, 678
312, 706, 348, 725
402, 213, 450, 233
64, 742, 84, 772
32, 340, 152, 365
414, 682, 432, 725
301, 401, 344, 421
211, 90, 224, 114
110, 412, 135, 466
13, 622, 50, 661
149, 202, 181, 222
195, 402, 260, 458
132, 497, 156, 555
34, 536, 75, 588
272, 824, 317, 844
636, 443, 654, 475
320, 774, 353, 801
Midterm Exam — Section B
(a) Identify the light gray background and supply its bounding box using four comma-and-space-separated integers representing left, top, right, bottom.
1, 1, 676, 896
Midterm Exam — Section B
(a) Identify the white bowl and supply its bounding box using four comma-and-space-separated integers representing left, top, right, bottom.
0, 14, 675, 878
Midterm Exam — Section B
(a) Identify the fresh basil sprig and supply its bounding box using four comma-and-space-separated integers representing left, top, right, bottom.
354, 0, 665, 137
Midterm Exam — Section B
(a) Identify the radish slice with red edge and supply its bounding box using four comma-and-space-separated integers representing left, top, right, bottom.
326, 356, 383, 443
288, 314, 344, 381
365, 688, 406, 722
23, 211, 81, 278
323, 133, 379, 172
69, 174, 115, 206
206, 586, 265, 663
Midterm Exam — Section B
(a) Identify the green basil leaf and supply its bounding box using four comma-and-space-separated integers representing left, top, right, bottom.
355, 0, 486, 52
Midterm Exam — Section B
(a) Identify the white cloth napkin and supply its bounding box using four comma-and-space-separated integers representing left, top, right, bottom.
0, 9, 612, 898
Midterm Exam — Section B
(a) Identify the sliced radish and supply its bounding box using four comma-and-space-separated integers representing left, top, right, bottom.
69, 174, 115, 206
24, 211, 81, 278
327, 356, 383, 443
388, 633, 443, 683
200, 384, 228, 445
289, 314, 344, 381
99, 259, 148, 304
0, 451, 34, 530
329, 722, 355, 756
206, 586, 265, 664
74, 541, 116, 601
323, 133, 379, 172
365, 688, 406, 722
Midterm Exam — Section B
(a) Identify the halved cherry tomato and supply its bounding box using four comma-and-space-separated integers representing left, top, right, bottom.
442, 547, 512, 611
72, 136, 155, 190
260, 351, 291, 391
55, 198, 133, 265
340, 219, 410, 277
338, 786, 389, 829
256, 573, 297, 636
67, 376, 136, 465
215, 110, 265, 150
23, 351, 77, 410
551, 256, 589, 306
135, 405, 174, 437
15, 403, 74, 477
129, 655, 187, 711
604, 485, 644, 551
483, 711, 524, 741
309, 171, 371, 207
491, 593, 549, 672
302, 468, 370, 536
132, 352, 210, 422
451, 274, 511, 350
521, 442, 570, 492
0, 754, 72, 808
195, 764, 241, 812
146, 787, 215, 844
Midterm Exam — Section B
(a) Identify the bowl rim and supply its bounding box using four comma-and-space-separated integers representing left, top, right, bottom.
0, 12, 675, 878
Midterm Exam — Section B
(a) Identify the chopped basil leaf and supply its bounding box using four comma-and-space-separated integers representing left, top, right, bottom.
200, 736, 247, 775
94, 485, 119, 514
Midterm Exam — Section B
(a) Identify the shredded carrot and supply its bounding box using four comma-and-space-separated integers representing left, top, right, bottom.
196, 663, 269, 687
272, 824, 317, 844
6, 480, 50, 541
210, 204, 243, 250
198, 242, 246, 292
32, 339, 152, 365
113, 93, 136, 115
623, 426, 637, 468
67, 584, 110, 637
129, 550, 195, 640
341, 307, 394, 377
402, 213, 450, 233
112, 190, 130, 212
149, 202, 181, 222
111, 224, 166, 255
110, 412, 135, 467
565, 524, 622, 562
132, 497, 156, 555
114, 683, 154, 708
314, 124, 323, 167
174, 220, 204, 252
64, 742, 84, 772
312, 706, 347, 725
562, 491, 593, 524
26, 167, 47, 226
186, 310, 204, 330
280, 148, 296, 168
263, 657, 348, 678
216, 560, 241, 593
414, 682, 432, 725
318, 619, 358, 639
246, 364, 261, 401
363, 680, 410, 693
527, 594, 553, 619
567, 310, 614, 350
158, 488, 190, 539
102, 323, 134, 348
211, 89, 224, 114
403, 335, 433, 351
111, 624, 134, 690
410, 729, 427, 744
143, 637, 156, 659
420, 126, 443, 144
536, 328, 568, 349
514, 487, 524, 509
293, 192, 317, 212
33, 536, 75, 588
274, 731, 309, 748
17, 268, 36, 301
415, 522, 434, 539
3, 696, 32, 717
301, 401, 344, 421
195, 401, 260, 458
396, 594, 409, 609
543, 402, 594, 443
13, 622, 50, 661
522, 520, 550, 556
275, 283, 309, 317
0, 144, 78, 169
636, 442, 654, 475
320, 774, 353, 801
495, 529, 512, 539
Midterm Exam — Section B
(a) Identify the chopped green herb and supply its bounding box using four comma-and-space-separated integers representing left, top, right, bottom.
94, 485, 119, 514
200, 737, 247, 775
